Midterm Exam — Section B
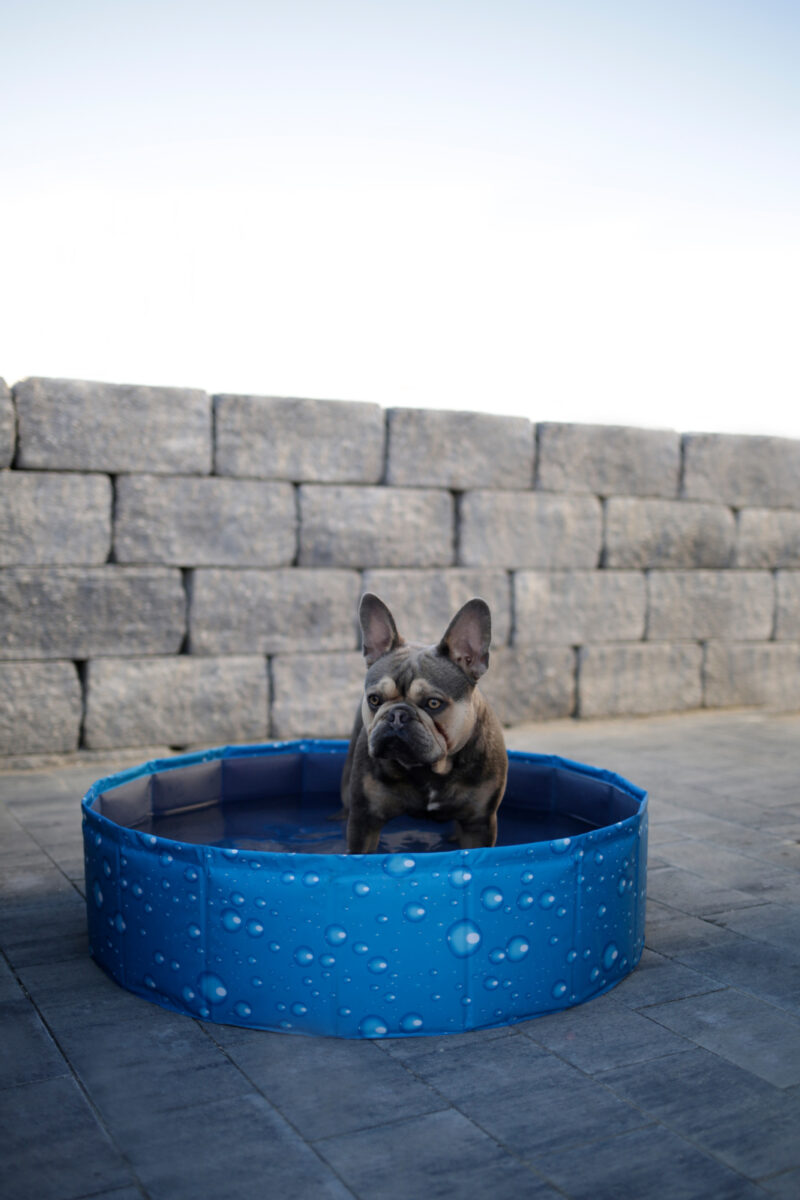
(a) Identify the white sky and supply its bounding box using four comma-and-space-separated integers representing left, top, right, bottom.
1, 1, 798, 438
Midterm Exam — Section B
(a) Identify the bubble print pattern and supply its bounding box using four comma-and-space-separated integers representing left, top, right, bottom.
82, 740, 647, 1038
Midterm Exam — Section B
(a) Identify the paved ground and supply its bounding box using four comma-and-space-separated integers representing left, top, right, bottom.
1, 709, 799, 1200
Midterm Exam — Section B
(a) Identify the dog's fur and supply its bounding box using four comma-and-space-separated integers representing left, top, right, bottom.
341, 594, 508, 853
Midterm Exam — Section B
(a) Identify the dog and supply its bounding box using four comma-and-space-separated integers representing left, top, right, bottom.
340, 593, 508, 854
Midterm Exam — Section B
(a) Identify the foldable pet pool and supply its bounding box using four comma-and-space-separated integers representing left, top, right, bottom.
82, 740, 647, 1038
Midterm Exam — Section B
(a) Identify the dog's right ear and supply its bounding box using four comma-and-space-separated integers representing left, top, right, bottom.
359, 594, 403, 666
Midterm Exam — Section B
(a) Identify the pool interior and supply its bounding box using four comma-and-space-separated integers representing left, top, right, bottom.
90, 747, 642, 854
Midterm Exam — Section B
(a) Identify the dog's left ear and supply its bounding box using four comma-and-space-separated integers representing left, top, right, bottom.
439, 598, 491, 682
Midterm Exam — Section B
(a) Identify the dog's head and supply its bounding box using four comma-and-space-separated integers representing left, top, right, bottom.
358, 593, 492, 772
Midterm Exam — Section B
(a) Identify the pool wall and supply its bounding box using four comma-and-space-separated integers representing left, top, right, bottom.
82, 741, 647, 1039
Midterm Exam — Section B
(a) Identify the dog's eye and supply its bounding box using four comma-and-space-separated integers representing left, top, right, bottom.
425, 697, 444, 711
367, 693, 382, 708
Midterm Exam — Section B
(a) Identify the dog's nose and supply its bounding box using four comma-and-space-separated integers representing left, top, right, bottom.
387, 705, 413, 729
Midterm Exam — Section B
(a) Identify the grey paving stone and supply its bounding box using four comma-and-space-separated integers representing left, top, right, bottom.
479, 644, 576, 724
0, 998, 70, 1087
520, 990, 692, 1073
666, 932, 800, 1017
537, 422, 681, 497
404, 1035, 648, 1158
0, 567, 186, 660
0, 895, 88, 967
190, 568, 360, 654
647, 569, 774, 640
0, 377, 14, 466
117, 1092, 351, 1200
84, 655, 269, 750
16, 954, 160, 1033
646, 866, 771, 918
612, 948, 722, 1009
0, 661, 82, 755
377, 1023, 517, 1062
578, 643, 703, 717
215, 1029, 444, 1140
270, 651, 365, 739
605, 497, 736, 568
459, 490, 602, 567
514, 569, 646, 643
737, 508, 800, 567
653, 839, 796, 900
534, 1120, 770, 1199
705, 643, 800, 712
683, 432, 800, 509
214, 392, 385, 483
761, 1168, 800, 1197
601, 1046, 800, 1180
386, 406, 534, 489
14, 376, 212, 474
361, 567, 512, 646
299, 484, 454, 567
114, 475, 296, 566
776, 571, 800, 639
316, 1107, 559, 1200
711, 904, 800, 955
644, 987, 800, 1087
0, 1075, 133, 1200
0, 471, 112, 566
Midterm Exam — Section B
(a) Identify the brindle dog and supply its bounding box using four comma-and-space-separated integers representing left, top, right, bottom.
341, 594, 508, 853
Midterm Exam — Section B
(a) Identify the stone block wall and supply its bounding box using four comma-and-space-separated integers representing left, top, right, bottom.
1, 375, 799, 759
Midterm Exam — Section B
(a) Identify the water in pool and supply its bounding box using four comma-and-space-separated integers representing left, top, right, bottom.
129, 792, 598, 854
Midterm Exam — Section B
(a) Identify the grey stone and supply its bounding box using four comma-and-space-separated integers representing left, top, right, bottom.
776, 571, 800, 639
361, 568, 512, 645
214, 393, 385, 482
459, 491, 602, 568
0, 567, 185, 659
0, 471, 111, 566
478, 645, 575, 724
386, 407, 534, 489
14, 377, 211, 474
84, 655, 269, 749
683, 432, 800, 509
299, 485, 454, 567
737, 508, 800, 567
0, 661, 82, 756
647, 570, 774, 640
514, 570, 646, 643
114, 475, 296, 566
0, 378, 14, 466
189, 568, 360, 654
578, 643, 703, 717
704, 643, 800, 710
270, 652, 364, 738
605, 498, 736, 568
537, 423, 681, 497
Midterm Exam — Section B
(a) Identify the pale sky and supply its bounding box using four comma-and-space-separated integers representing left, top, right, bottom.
2, 1, 798, 438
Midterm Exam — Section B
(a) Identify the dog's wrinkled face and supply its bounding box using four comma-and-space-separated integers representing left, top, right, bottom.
362, 645, 478, 772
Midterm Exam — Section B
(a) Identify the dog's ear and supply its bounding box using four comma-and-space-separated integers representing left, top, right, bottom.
439, 598, 491, 682
359, 594, 404, 666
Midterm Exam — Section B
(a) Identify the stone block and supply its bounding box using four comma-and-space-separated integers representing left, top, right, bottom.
114, 476, 296, 566
386, 408, 533, 489
514, 571, 646, 644
189, 569, 360, 654
0, 472, 111, 566
537, 423, 681, 497
14, 377, 211, 474
736, 509, 800, 567
0, 568, 185, 660
578, 643, 703, 717
0, 661, 82, 754
214, 393, 385, 482
84, 656, 268, 749
270, 652, 365, 739
775, 572, 800, 640
683, 432, 800, 509
704, 643, 800, 711
0, 378, 14, 467
478, 646, 575, 724
459, 491, 601, 568
361, 569, 512, 645
299, 485, 453, 567
647, 571, 774, 641
605, 499, 735, 568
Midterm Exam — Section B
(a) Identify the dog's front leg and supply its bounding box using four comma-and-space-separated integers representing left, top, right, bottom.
346, 811, 383, 854
454, 812, 498, 849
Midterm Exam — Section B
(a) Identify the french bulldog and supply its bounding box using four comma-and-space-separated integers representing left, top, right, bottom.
340, 593, 508, 854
